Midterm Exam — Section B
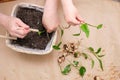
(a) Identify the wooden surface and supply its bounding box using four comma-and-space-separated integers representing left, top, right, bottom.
0, 0, 120, 80
0, 0, 15, 3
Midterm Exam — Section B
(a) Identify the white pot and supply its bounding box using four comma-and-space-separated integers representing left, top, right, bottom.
6, 3, 57, 55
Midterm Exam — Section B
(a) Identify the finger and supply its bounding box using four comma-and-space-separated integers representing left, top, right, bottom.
15, 28, 27, 36
47, 29, 52, 33
76, 15, 84, 23
68, 18, 80, 25
16, 18, 30, 30
43, 23, 57, 33
47, 27, 57, 33
42, 24, 50, 33
24, 29, 30, 34
10, 32, 25, 38
15, 34, 25, 38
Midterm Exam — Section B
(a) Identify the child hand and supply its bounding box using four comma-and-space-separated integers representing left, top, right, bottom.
62, 0, 84, 25
64, 5, 83, 25
5, 16, 30, 38
42, 0, 60, 33
42, 11, 59, 33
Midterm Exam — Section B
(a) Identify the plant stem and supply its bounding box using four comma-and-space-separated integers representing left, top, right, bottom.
84, 23, 97, 28
90, 51, 104, 71
67, 59, 80, 70
62, 25, 71, 29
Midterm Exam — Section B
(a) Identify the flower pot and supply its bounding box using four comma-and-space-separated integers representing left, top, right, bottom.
6, 3, 57, 55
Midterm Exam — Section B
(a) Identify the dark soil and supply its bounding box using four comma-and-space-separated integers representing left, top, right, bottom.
11, 7, 53, 50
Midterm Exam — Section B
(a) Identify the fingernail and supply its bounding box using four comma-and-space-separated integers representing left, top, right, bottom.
25, 27, 29, 30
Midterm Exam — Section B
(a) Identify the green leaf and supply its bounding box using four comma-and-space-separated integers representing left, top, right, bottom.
98, 55, 105, 58
73, 33, 80, 36
53, 45, 60, 50
73, 61, 79, 67
91, 59, 95, 68
74, 52, 79, 58
38, 31, 41, 35
88, 47, 94, 52
57, 42, 62, 47
62, 64, 71, 75
53, 42, 62, 50
98, 59, 104, 71
38, 30, 45, 35
80, 23, 90, 38
97, 24, 103, 29
82, 53, 88, 59
88, 47, 104, 71
79, 66, 86, 77
95, 48, 101, 54
61, 29, 64, 37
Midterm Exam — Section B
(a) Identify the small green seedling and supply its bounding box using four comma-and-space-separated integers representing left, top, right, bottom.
37, 30, 45, 35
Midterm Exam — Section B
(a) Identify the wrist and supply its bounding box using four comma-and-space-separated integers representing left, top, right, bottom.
0, 13, 9, 28
45, 0, 58, 10
61, 0, 73, 6
61, 0, 74, 11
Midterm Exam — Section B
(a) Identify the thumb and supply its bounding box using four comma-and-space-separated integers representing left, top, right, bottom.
76, 15, 84, 23
71, 18, 80, 25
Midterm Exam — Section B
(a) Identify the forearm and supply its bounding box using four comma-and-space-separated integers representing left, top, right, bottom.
44, 0, 59, 11
42, 0, 60, 33
61, 0, 82, 25
61, 0, 74, 8
0, 13, 8, 28
61, 0, 75, 13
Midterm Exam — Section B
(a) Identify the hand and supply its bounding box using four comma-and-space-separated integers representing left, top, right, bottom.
42, 11, 59, 33
61, 0, 84, 25
64, 5, 83, 25
42, 0, 60, 33
5, 16, 30, 38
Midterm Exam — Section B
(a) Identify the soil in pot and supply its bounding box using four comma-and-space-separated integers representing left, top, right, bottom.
11, 7, 53, 50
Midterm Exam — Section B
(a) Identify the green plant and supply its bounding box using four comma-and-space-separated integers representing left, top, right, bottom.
53, 27, 64, 50
53, 41, 62, 50
58, 58, 86, 77
30, 28, 45, 35
37, 30, 45, 35
73, 23, 103, 38
61, 64, 71, 75
53, 22, 104, 77
88, 47, 104, 71
57, 42, 105, 77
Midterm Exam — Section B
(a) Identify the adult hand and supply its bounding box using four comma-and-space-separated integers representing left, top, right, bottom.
4, 16, 30, 38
